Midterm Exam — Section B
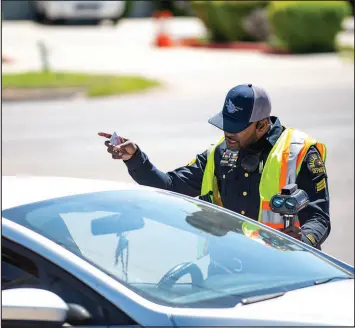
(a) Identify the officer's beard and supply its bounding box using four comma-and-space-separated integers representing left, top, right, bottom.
225, 132, 260, 151
225, 136, 241, 150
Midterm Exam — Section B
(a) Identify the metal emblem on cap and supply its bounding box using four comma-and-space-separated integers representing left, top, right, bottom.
226, 99, 243, 113
226, 99, 236, 113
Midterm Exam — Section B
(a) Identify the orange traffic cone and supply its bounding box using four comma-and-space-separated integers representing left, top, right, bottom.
153, 10, 174, 47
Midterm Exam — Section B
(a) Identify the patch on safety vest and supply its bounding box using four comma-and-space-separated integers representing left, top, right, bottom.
307, 153, 326, 175
316, 178, 326, 192
306, 233, 316, 245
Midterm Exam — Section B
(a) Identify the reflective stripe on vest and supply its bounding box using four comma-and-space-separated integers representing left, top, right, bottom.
200, 128, 326, 230
200, 136, 225, 206
258, 128, 326, 229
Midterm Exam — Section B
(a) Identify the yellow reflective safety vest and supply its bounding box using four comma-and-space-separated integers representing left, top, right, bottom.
200, 128, 327, 230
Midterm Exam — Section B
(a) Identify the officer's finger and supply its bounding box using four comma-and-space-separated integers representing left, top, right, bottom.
112, 153, 123, 160
104, 141, 111, 147
118, 141, 129, 147
109, 145, 123, 155
113, 144, 129, 154
281, 226, 299, 233
98, 132, 112, 139
107, 146, 114, 154
118, 136, 128, 144
291, 226, 301, 233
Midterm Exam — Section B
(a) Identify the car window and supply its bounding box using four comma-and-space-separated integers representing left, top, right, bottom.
1, 239, 137, 326
2, 190, 353, 309
2, 247, 40, 290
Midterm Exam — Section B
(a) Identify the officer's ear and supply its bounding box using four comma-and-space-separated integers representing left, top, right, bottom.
256, 119, 269, 133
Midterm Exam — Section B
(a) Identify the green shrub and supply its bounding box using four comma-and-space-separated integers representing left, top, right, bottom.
191, 1, 226, 42
191, 1, 269, 42
267, 1, 352, 53
152, 0, 192, 16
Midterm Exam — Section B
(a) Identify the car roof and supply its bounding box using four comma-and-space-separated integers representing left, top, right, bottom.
2, 175, 153, 210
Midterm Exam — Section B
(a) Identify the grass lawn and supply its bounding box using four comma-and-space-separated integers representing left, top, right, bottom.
2, 71, 160, 97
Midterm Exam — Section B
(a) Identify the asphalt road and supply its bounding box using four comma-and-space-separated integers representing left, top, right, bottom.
2, 19, 354, 265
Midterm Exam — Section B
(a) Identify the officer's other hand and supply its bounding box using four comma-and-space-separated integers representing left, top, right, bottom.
98, 132, 138, 161
280, 225, 302, 241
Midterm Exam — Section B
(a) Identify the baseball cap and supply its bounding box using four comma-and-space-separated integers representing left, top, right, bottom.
208, 84, 271, 133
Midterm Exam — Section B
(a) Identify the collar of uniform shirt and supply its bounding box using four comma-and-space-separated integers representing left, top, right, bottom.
264, 116, 283, 147
253, 116, 283, 151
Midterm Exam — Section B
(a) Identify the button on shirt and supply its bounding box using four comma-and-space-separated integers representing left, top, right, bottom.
124, 116, 330, 249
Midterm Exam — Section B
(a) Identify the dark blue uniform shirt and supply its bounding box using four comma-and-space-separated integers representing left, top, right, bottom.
124, 117, 330, 248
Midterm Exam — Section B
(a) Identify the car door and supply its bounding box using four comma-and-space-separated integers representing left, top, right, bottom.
1, 237, 139, 327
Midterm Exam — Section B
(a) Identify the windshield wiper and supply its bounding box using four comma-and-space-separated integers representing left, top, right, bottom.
241, 291, 285, 305
314, 276, 354, 285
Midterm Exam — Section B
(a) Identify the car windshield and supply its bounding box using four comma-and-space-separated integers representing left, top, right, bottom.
2, 190, 353, 308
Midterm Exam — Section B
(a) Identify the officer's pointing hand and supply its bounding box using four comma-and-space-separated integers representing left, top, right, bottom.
98, 132, 138, 161
281, 225, 302, 241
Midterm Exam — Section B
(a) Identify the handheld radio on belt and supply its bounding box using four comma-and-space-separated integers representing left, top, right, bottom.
269, 184, 309, 229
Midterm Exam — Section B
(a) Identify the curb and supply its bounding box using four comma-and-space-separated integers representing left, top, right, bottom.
177, 39, 350, 55
177, 39, 293, 54
178, 39, 268, 51
2, 87, 87, 102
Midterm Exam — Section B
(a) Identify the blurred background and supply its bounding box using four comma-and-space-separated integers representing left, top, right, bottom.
2, 0, 354, 265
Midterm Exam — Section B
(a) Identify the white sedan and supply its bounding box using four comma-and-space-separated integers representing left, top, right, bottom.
32, 1, 126, 24
1, 176, 354, 327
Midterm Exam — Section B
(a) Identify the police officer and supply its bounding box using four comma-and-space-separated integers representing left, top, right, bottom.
99, 84, 330, 249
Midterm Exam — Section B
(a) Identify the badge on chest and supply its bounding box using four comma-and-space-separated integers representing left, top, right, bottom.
220, 150, 239, 167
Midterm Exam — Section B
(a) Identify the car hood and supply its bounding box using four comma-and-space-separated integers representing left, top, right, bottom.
170, 279, 354, 326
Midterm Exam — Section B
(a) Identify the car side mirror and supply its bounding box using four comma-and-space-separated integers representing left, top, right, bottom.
2, 288, 68, 328
66, 303, 92, 325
